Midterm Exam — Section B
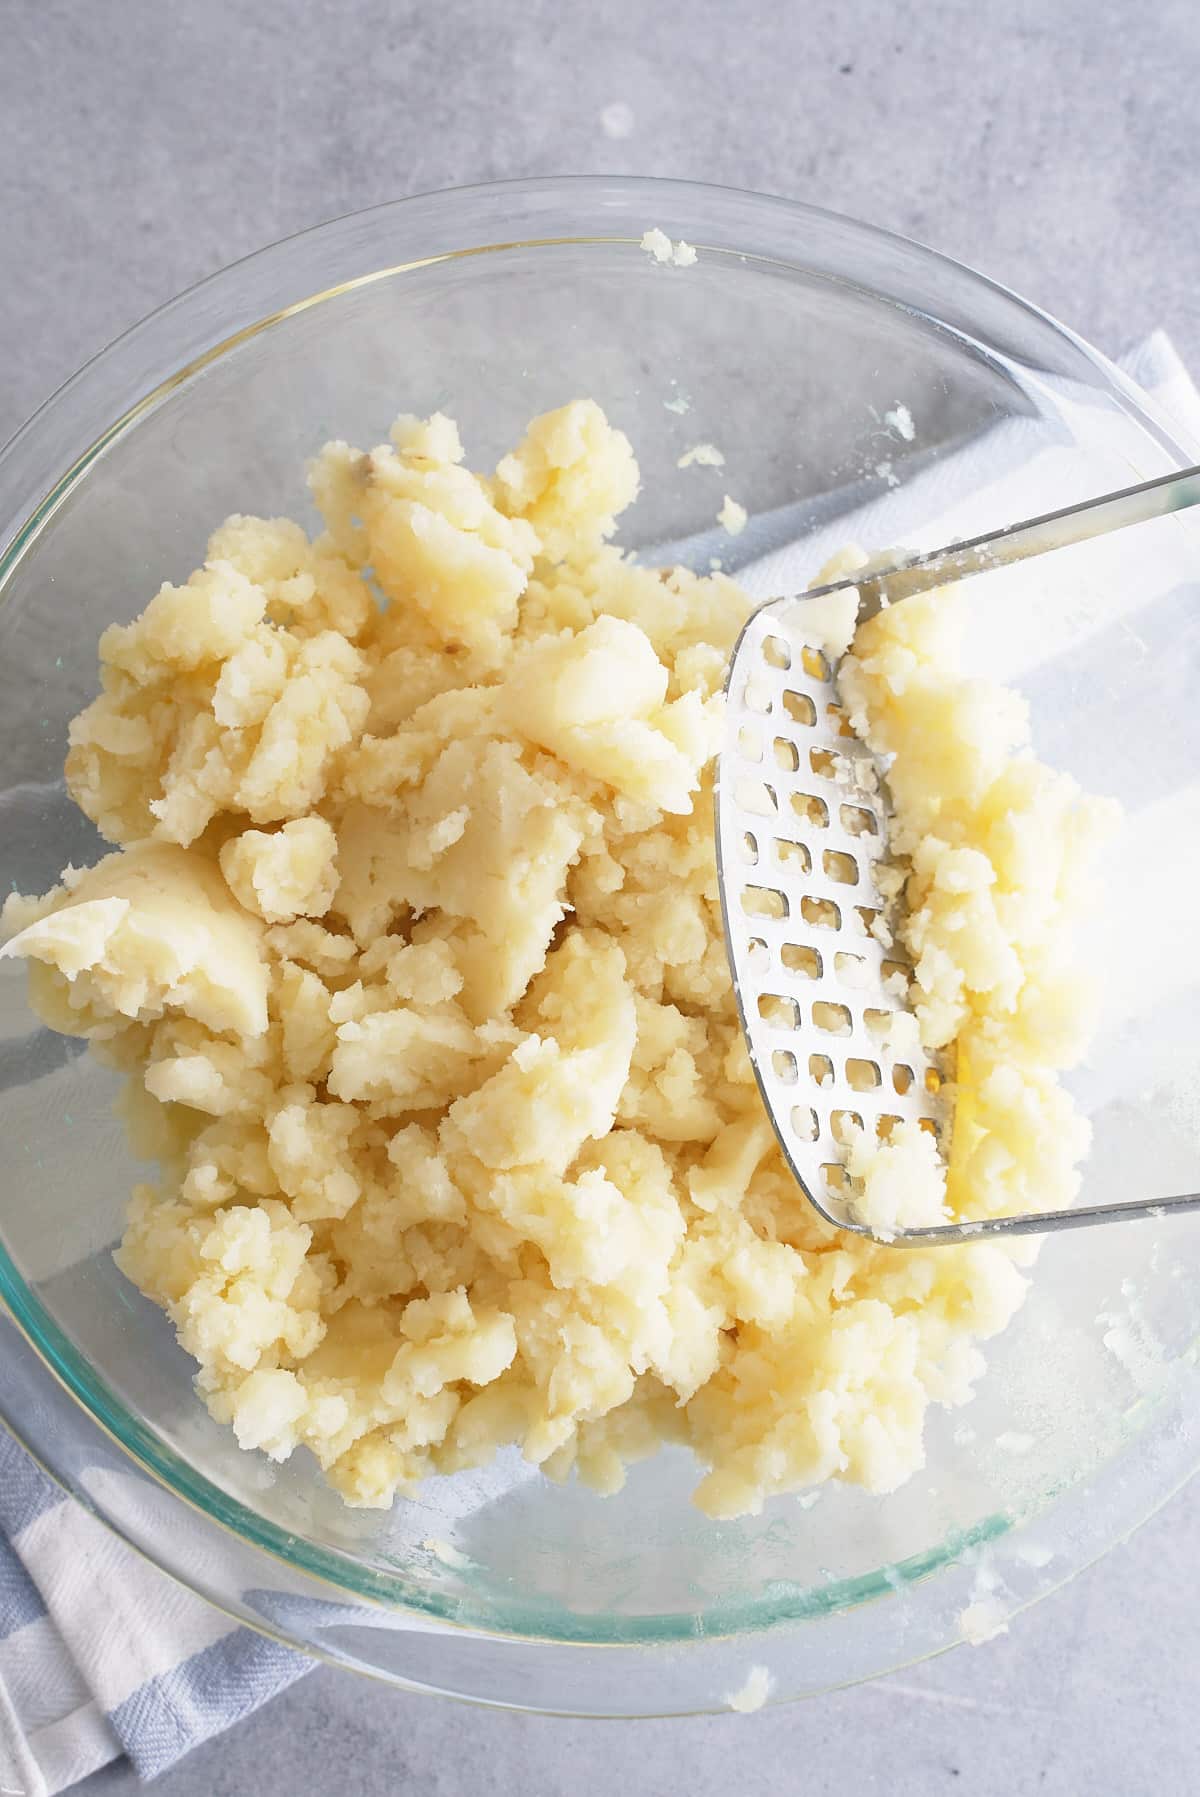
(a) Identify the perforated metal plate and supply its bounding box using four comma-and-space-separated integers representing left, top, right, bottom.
715, 601, 943, 1238
712, 455, 1200, 1240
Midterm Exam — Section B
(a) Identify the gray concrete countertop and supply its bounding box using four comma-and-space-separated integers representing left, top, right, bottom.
3, 1, 1198, 1791
81, 1495, 1200, 1794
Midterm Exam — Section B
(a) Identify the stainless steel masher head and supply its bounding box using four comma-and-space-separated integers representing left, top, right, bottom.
715, 461, 1200, 1243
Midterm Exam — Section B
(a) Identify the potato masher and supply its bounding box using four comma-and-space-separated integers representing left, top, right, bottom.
715, 461, 1200, 1243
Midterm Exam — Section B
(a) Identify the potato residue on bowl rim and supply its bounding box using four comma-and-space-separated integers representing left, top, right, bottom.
1, 399, 1115, 1518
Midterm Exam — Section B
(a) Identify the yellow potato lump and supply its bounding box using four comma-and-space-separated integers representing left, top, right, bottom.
1, 401, 1113, 1518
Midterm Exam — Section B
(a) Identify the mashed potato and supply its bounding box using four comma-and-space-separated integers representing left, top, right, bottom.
1, 401, 1113, 1517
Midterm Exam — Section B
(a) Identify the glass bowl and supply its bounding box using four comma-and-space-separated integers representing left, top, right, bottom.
2, 176, 1198, 1716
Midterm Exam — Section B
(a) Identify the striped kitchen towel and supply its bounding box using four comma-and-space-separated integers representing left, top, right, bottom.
0, 1379, 311, 1794
1, 330, 1196, 1794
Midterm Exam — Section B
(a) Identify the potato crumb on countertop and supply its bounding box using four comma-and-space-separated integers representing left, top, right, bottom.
726, 1665, 773, 1712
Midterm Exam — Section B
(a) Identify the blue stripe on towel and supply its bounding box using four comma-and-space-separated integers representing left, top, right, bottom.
110, 1630, 311, 1781
0, 1425, 66, 1540
0, 1534, 47, 1640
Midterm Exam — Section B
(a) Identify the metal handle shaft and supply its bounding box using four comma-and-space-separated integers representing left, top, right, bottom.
798, 461, 1200, 615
